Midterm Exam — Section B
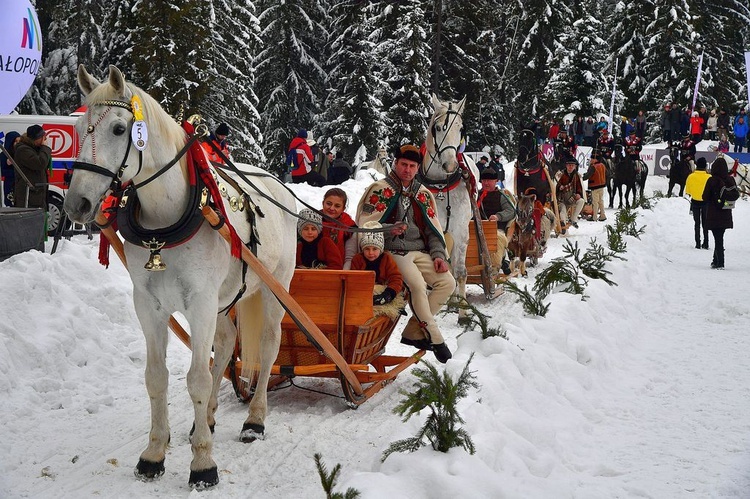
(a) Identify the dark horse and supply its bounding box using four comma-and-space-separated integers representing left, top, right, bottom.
612, 143, 647, 208
507, 194, 538, 277
515, 129, 551, 205
666, 142, 690, 197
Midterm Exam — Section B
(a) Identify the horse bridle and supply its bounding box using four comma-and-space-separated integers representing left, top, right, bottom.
72, 99, 200, 197
72, 99, 144, 194
423, 103, 463, 176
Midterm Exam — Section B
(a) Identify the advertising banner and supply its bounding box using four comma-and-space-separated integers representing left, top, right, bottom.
0, 1, 42, 114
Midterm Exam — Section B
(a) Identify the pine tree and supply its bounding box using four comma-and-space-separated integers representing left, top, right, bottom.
511, 0, 572, 121
372, 0, 432, 147
693, 0, 750, 111
436, 0, 507, 154
255, 0, 327, 167
605, 0, 655, 115
319, 0, 389, 161
202, 0, 265, 164
129, 0, 214, 116
641, 0, 699, 108
547, 0, 607, 118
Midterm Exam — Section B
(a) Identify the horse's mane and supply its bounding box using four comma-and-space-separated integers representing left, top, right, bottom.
85, 81, 186, 147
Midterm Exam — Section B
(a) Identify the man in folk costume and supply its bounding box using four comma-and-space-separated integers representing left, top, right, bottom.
355, 144, 455, 363
556, 156, 585, 233
679, 133, 697, 171
624, 129, 643, 171
477, 168, 515, 274
582, 154, 608, 222
597, 128, 615, 175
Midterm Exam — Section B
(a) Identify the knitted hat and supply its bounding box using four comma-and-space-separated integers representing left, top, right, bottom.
480, 168, 498, 180
297, 128, 308, 139
359, 221, 384, 251
696, 157, 707, 170
26, 125, 46, 140
297, 208, 322, 236
215, 123, 229, 136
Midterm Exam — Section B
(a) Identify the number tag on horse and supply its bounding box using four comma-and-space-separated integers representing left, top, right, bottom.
132, 120, 148, 151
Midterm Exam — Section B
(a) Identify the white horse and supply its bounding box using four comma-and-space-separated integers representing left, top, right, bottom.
63, 65, 296, 488
421, 94, 480, 318
358, 145, 390, 176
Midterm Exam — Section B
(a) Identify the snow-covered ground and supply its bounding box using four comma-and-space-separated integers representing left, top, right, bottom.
2, 169, 750, 498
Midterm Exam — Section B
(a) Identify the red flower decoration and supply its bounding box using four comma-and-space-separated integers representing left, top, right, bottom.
369, 194, 379, 204
383, 188, 394, 199
375, 202, 386, 212
417, 193, 427, 203
427, 208, 435, 218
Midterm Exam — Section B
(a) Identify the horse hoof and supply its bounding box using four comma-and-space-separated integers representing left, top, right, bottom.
240, 423, 265, 443
134, 459, 165, 481
189, 467, 219, 489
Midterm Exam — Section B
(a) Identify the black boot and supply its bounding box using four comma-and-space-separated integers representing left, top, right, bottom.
401, 337, 433, 350
432, 343, 452, 364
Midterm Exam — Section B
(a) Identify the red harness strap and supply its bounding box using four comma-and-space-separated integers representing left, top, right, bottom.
183, 121, 242, 259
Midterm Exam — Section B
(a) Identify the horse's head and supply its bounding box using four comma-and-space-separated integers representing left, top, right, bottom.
514, 194, 536, 233
64, 65, 184, 224
517, 129, 537, 164
423, 94, 466, 177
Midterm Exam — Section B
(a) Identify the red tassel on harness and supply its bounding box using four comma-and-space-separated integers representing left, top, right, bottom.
98, 233, 111, 268
182, 121, 243, 259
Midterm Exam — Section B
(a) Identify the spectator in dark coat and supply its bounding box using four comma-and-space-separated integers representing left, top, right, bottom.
716, 109, 730, 139
635, 110, 647, 139
327, 151, 352, 185
660, 104, 672, 142
13, 125, 51, 210
702, 157, 735, 269
1, 130, 21, 207
669, 103, 682, 142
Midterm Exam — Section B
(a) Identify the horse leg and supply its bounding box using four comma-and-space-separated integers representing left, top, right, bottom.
133, 304, 171, 482
625, 185, 632, 208
667, 180, 674, 198
184, 302, 221, 487
679, 183, 685, 197
206, 312, 237, 431
238, 288, 284, 443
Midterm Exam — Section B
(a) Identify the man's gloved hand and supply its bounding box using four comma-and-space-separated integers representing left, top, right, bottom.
373, 287, 397, 305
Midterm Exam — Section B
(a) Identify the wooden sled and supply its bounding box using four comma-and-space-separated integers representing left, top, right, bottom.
171, 268, 422, 408
101, 207, 422, 407
465, 219, 502, 297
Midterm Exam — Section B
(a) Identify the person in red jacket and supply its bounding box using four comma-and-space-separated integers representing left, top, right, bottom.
296, 208, 343, 269
202, 123, 230, 164
288, 129, 325, 186
689, 111, 704, 142
319, 187, 357, 267
350, 221, 404, 305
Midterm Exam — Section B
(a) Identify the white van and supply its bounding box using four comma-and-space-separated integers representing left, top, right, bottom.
0, 113, 81, 234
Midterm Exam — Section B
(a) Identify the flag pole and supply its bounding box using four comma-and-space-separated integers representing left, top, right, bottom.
607, 59, 618, 135
691, 51, 704, 114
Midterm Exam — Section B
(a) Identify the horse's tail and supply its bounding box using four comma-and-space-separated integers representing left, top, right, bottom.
237, 291, 264, 381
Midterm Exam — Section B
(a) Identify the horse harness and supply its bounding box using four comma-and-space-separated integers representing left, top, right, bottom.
73, 100, 263, 312
418, 153, 475, 232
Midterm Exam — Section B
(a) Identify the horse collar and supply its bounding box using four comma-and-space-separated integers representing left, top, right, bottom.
419, 169, 463, 199
116, 157, 210, 271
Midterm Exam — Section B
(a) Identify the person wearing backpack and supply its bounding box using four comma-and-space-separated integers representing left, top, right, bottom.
287, 129, 325, 186
702, 157, 738, 269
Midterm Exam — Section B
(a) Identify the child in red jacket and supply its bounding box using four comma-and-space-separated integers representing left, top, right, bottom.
296, 208, 343, 269
350, 221, 403, 304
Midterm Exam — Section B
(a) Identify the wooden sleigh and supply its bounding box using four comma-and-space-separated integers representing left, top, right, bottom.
102, 208, 421, 407
167, 209, 423, 407
465, 219, 503, 295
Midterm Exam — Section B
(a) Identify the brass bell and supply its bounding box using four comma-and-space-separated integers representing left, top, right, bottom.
144, 251, 167, 271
